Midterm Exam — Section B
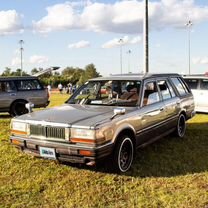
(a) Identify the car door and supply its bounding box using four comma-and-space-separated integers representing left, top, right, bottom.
14, 79, 48, 106
156, 78, 181, 130
183, 78, 199, 110
197, 78, 208, 112
0, 81, 16, 111
136, 80, 166, 146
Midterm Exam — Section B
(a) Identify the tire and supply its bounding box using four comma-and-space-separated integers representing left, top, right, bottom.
175, 114, 186, 138
110, 135, 134, 173
10, 101, 28, 117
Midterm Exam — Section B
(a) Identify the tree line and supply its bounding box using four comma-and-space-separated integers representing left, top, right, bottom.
1, 64, 100, 87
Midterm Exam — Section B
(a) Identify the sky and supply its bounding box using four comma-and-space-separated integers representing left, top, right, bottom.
0, 0, 208, 76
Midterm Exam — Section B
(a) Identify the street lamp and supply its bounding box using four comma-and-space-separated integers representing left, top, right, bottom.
127, 50, 132, 73
19, 40, 24, 76
118, 38, 123, 74
186, 20, 193, 75
143, 0, 149, 73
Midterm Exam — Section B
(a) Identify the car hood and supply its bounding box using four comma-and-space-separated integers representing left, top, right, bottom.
17, 104, 135, 128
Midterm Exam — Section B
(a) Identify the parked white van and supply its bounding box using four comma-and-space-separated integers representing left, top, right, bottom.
183, 74, 208, 113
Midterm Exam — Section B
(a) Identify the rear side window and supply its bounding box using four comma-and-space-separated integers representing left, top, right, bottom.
184, 79, 198, 89
200, 79, 208, 90
15, 79, 43, 91
157, 80, 175, 100
0, 81, 16, 92
171, 77, 188, 96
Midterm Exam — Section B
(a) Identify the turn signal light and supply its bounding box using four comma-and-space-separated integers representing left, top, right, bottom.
11, 130, 27, 135
12, 139, 21, 145
79, 150, 93, 156
71, 138, 96, 144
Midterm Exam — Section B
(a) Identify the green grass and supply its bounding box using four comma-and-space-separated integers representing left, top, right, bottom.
0, 94, 208, 208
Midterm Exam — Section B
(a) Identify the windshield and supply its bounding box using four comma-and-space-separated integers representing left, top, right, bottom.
68, 80, 141, 107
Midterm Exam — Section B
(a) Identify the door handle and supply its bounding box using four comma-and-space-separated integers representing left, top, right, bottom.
10, 93, 16, 96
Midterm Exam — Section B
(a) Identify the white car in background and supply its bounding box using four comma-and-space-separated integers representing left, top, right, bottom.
183, 74, 208, 113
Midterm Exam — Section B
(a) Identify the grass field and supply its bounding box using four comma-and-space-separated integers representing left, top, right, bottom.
0, 93, 208, 208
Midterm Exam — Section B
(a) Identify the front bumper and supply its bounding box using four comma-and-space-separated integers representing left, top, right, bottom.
10, 136, 114, 165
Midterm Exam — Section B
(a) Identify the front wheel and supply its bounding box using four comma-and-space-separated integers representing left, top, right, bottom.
110, 135, 134, 173
175, 114, 186, 138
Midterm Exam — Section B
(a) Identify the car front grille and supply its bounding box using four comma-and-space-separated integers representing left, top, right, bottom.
30, 125, 65, 140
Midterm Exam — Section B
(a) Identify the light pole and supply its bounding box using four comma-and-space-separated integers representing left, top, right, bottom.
127, 50, 132, 73
118, 38, 123, 74
19, 40, 24, 76
186, 20, 193, 75
143, 0, 149, 73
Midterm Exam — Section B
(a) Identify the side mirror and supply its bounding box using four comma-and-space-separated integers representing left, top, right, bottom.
25, 102, 34, 113
111, 107, 126, 120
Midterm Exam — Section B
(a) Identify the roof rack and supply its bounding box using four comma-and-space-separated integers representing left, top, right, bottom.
110, 73, 180, 78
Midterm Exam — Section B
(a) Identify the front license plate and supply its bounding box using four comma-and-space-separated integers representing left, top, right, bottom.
39, 147, 56, 160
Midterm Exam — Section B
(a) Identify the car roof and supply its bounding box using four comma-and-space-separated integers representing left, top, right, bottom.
0, 76, 38, 81
89, 73, 180, 81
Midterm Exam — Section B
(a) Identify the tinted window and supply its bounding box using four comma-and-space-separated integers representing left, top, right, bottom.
171, 77, 187, 96
0, 81, 16, 93
15, 79, 43, 91
200, 79, 208, 90
184, 79, 198, 89
143, 81, 160, 106
157, 80, 173, 100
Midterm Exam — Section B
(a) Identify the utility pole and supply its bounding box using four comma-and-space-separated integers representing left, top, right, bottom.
118, 38, 123, 74
186, 20, 193, 75
19, 40, 24, 76
143, 0, 149, 73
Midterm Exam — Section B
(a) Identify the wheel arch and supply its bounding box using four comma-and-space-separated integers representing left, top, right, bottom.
113, 127, 136, 152
179, 110, 187, 120
10, 99, 28, 110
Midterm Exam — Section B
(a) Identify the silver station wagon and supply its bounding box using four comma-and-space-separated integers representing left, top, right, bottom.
10, 73, 195, 173
0, 76, 49, 117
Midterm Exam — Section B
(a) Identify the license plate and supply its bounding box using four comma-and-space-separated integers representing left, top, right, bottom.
39, 147, 56, 160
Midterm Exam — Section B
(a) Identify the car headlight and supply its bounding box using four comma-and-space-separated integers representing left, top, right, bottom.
70, 128, 96, 144
11, 120, 29, 136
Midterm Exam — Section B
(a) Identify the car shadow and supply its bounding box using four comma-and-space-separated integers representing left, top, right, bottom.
128, 122, 208, 177
0, 114, 11, 119
74, 122, 208, 177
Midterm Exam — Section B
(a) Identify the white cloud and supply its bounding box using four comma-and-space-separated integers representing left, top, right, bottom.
68, 40, 90, 49
193, 57, 208, 65
29, 55, 49, 64
130, 36, 142, 44
11, 57, 22, 66
0, 10, 23, 35
33, 3, 77, 33
102, 36, 141, 48
33, 0, 208, 34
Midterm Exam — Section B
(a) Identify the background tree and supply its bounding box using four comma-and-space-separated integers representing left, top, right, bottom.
78, 64, 100, 85
1, 68, 28, 76
1, 67, 12, 76
31, 68, 39, 75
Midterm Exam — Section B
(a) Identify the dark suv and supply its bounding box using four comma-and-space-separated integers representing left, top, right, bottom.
0, 76, 49, 116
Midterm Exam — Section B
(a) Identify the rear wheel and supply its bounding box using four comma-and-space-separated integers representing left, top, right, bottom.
10, 101, 28, 117
110, 135, 134, 173
175, 114, 186, 138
